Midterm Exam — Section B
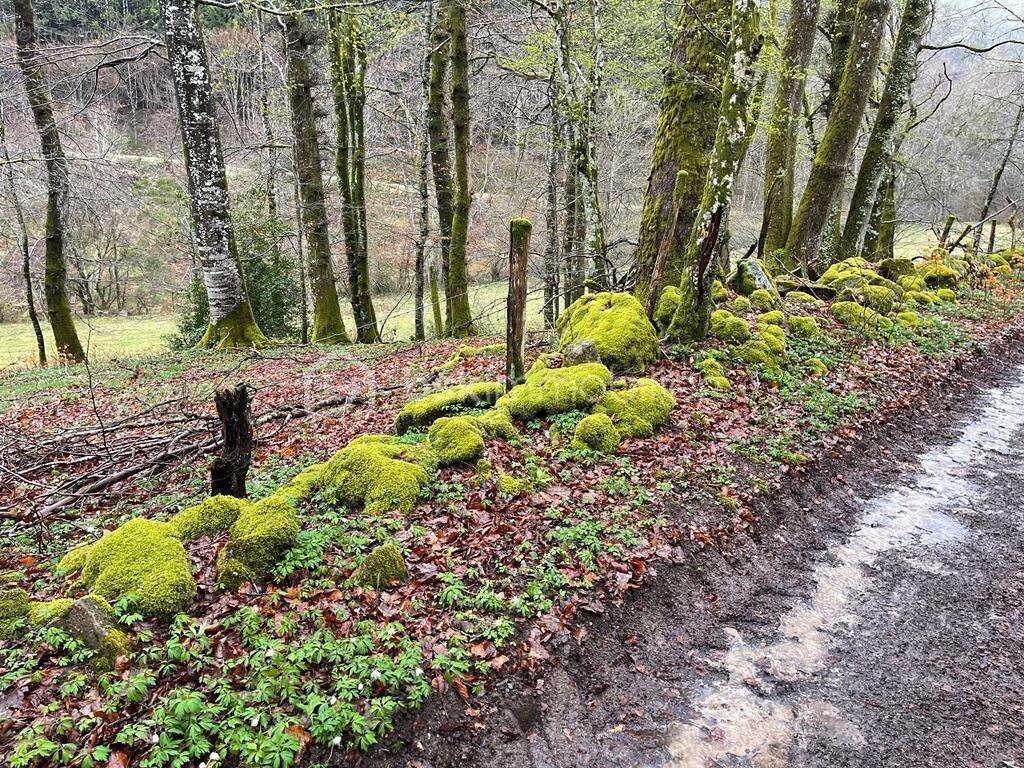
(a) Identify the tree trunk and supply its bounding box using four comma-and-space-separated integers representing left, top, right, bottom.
292, 155, 309, 344
562, 157, 583, 305
631, 0, 732, 305
0, 96, 46, 366
762, 0, 821, 260
210, 384, 252, 499
429, 265, 444, 337
507, 219, 531, 389
667, 0, 764, 341
579, 0, 608, 286
282, 1, 349, 344
840, 0, 931, 260
785, 0, 891, 272
413, 0, 434, 342
12, 0, 86, 362
427, 7, 455, 330
862, 163, 896, 259
255, 10, 278, 216
973, 102, 1024, 253
328, 10, 379, 343
446, 0, 475, 337
157, 0, 264, 349
544, 71, 562, 328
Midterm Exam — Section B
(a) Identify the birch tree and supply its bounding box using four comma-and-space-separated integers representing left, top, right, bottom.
158, 0, 264, 348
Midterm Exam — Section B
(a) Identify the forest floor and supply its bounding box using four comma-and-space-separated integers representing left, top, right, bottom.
2, 273, 1024, 767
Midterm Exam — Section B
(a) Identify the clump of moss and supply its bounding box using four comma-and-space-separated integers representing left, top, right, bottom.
897, 274, 926, 292
26, 598, 73, 626
696, 358, 730, 389
917, 262, 958, 288
428, 416, 485, 466
935, 288, 956, 302
878, 258, 916, 279
497, 362, 612, 420
830, 301, 893, 334
904, 289, 939, 306
732, 339, 782, 374
710, 310, 751, 342
496, 473, 532, 496
749, 289, 777, 310
895, 310, 920, 329
785, 290, 817, 305
754, 328, 787, 357
320, 437, 434, 514
654, 286, 682, 332
592, 378, 675, 438
806, 357, 828, 376
350, 542, 408, 589
711, 280, 728, 303
471, 407, 518, 440
0, 587, 31, 636
730, 295, 752, 313
395, 382, 504, 434
756, 310, 786, 326
854, 284, 896, 314
571, 413, 620, 453
59, 519, 197, 617
788, 315, 820, 338
216, 494, 299, 589
556, 292, 660, 372
168, 495, 248, 541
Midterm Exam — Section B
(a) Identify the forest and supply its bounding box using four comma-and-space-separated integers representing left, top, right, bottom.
1, 0, 1023, 766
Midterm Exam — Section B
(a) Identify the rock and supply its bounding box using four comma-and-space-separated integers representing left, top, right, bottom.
51, 596, 131, 668
562, 339, 601, 366
556, 292, 659, 372
727, 257, 779, 298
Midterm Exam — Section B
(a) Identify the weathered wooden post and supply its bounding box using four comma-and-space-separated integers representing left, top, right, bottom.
506, 218, 531, 390
938, 213, 956, 248
210, 383, 253, 498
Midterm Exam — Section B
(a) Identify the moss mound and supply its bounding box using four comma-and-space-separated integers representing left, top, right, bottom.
59, 519, 196, 617
788, 315, 820, 338
497, 362, 612, 420
26, 598, 74, 626
732, 339, 782, 373
830, 301, 893, 334
854, 284, 896, 314
904, 289, 939, 306
592, 378, 675, 438
395, 382, 504, 434
749, 289, 777, 310
320, 437, 433, 514
935, 288, 956, 302
895, 310, 920, 329
496, 473, 532, 496
168, 495, 248, 541
556, 292, 659, 372
471, 407, 518, 440
897, 274, 926, 292
654, 286, 681, 332
711, 280, 728, 303
806, 357, 829, 376
428, 416, 485, 466
216, 494, 299, 589
710, 310, 751, 342
0, 587, 31, 637
571, 413, 621, 453
878, 258, 916, 280
730, 295, 752, 313
350, 542, 408, 589
917, 262, 958, 288
756, 310, 786, 326
785, 291, 817, 305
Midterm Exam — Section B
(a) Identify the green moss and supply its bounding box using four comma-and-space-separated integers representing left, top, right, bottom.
709, 310, 751, 342
0, 587, 31, 622
654, 285, 682, 332
732, 339, 781, 372
350, 542, 408, 589
854, 284, 896, 314
27, 598, 73, 626
496, 473, 532, 496
471, 407, 519, 440
749, 289, 777, 310
556, 292, 660, 372
754, 329, 786, 357
878, 258, 915, 279
895, 310, 920, 328
729, 296, 752, 313
696, 357, 726, 378
788, 315, 820, 338
592, 378, 675, 438
756, 310, 786, 326
705, 374, 731, 390
830, 301, 893, 334
918, 262, 958, 288
784, 290, 817, 305
168, 495, 248, 541
904, 290, 939, 306
395, 382, 504, 434
897, 274, 925, 291
806, 357, 828, 376
711, 280, 728, 303
571, 413, 621, 453
320, 437, 433, 513
63, 519, 196, 617
497, 362, 612, 420
218, 494, 299, 586
935, 288, 956, 303
58, 545, 90, 575
428, 416, 485, 466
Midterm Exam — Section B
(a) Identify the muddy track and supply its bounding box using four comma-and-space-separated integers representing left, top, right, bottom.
365, 327, 1024, 768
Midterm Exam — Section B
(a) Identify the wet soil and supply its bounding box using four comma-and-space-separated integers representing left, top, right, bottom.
369, 329, 1024, 768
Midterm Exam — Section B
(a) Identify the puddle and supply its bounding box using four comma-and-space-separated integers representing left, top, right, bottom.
666, 369, 1024, 767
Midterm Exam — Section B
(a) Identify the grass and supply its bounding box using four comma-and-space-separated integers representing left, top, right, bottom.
0, 281, 550, 371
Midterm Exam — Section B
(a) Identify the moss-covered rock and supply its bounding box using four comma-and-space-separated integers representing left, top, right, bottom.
571, 413, 621, 453
806, 357, 828, 376
709, 309, 751, 342
216, 494, 299, 589
904, 289, 939, 306
654, 286, 682, 332
878, 258, 916, 280
497, 362, 612, 420
918, 262, 958, 288
754, 328, 787, 357
51, 596, 131, 669
749, 289, 778, 310
830, 301, 893, 334
895, 310, 920, 329
730, 295, 752, 313
756, 310, 786, 326
319, 437, 433, 514
428, 416, 485, 466
592, 378, 675, 438
496, 473, 532, 496
785, 290, 817, 305
727, 257, 777, 297
0, 587, 31, 636
59, 519, 196, 617
935, 288, 956, 302
788, 315, 820, 338
556, 292, 659, 372
711, 280, 728, 303
350, 542, 408, 589
732, 339, 782, 373
27, 598, 73, 626
471, 407, 518, 440
855, 284, 896, 314
168, 495, 248, 541
697, 357, 731, 390
395, 382, 504, 434
897, 274, 926, 292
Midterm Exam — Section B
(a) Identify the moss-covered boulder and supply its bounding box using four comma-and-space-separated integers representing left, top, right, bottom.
753, 328, 787, 358
904, 290, 939, 306
168, 495, 248, 541
710, 310, 751, 342
471, 407, 518, 440
654, 286, 682, 332
50, 596, 131, 669
319, 436, 434, 514
711, 280, 728, 303
732, 339, 782, 373
592, 378, 675, 438
727, 257, 777, 297
571, 413, 620, 453
897, 274, 926, 292
556, 292, 659, 372
428, 416, 485, 466
935, 288, 956, 302
696, 358, 730, 390
877, 258, 915, 280
497, 362, 612, 420
784, 290, 818, 305
806, 357, 828, 376
895, 310, 920, 329
917, 261, 958, 288
730, 295, 752, 313
830, 301, 893, 334
58, 519, 196, 617
350, 542, 408, 589
0, 587, 31, 637
756, 310, 786, 326
750, 289, 778, 310
788, 315, 820, 338
496, 473, 532, 496
395, 382, 504, 434
852, 284, 896, 314
216, 495, 299, 589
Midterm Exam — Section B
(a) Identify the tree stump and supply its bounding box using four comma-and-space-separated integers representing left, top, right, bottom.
506, 218, 531, 390
210, 383, 252, 498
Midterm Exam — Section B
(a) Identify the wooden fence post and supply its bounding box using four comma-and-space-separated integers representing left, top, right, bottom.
210, 383, 252, 498
506, 218, 531, 390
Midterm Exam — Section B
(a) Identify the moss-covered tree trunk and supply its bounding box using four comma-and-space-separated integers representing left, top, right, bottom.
762, 0, 821, 261
840, 0, 930, 260
579, 0, 609, 287
328, 10, 379, 343
668, 0, 763, 342
544, 68, 562, 327
427, 7, 455, 330
157, 0, 264, 349
255, 10, 278, 216
446, 0, 475, 337
562, 154, 584, 305
862, 162, 897, 260
429, 265, 444, 337
283, 1, 349, 344
631, 0, 732, 306
413, 0, 434, 342
12, 0, 86, 362
785, 0, 890, 272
